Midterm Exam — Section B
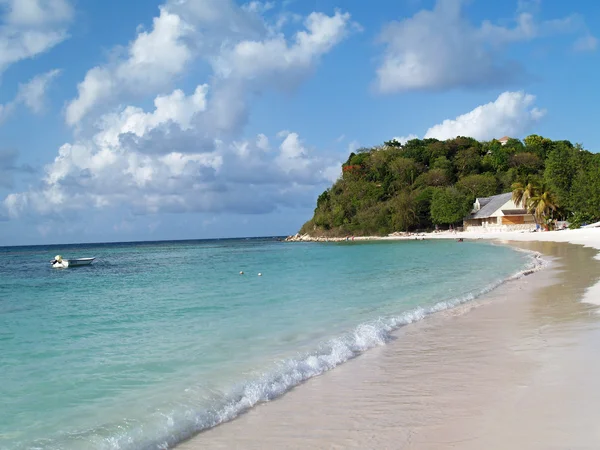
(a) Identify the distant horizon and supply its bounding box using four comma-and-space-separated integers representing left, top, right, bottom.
0, 234, 292, 249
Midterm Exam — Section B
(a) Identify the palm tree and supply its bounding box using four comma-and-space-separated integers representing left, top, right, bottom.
530, 190, 558, 226
512, 182, 559, 228
512, 182, 538, 211
512, 181, 539, 223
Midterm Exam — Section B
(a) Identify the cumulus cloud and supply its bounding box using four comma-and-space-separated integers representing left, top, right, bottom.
375, 0, 595, 93
389, 91, 545, 143
66, 2, 354, 126
65, 8, 193, 125
4, 2, 354, 222
213, 11, 351, 83
0, 0, 73, 74
0, 69, 61, 123
423, 91, 545, 140
4, 87, 341, 219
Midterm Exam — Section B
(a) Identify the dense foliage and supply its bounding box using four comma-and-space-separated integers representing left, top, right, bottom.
299, 135, 600, 236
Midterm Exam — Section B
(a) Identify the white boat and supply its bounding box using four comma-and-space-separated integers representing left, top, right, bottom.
51, 255, 95, 268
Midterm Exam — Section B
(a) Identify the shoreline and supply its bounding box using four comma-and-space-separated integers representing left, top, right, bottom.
289, 227, 600, 307
285, 226, 600, 244
180, 233, 600, 449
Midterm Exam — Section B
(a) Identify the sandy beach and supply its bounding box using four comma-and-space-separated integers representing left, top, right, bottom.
180, 229, 600, 449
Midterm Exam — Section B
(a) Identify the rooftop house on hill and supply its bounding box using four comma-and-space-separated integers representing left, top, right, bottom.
497, 136, 511, 145
463, 192, 536, 231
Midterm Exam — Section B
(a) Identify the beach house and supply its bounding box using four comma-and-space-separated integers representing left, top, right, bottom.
463, 192, 536, 231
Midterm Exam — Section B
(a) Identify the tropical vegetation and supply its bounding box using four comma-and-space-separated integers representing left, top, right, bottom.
299, 135, 600, 236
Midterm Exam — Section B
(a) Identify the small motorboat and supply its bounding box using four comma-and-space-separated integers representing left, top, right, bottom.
50, 255, 95, 268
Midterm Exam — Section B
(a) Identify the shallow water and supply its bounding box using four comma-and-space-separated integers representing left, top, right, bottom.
0, 238, 531, 449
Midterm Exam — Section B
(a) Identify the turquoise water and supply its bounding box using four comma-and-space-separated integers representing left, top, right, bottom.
1, 239, 534, 449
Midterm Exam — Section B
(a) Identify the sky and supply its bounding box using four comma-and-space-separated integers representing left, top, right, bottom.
0, 0, 598, 245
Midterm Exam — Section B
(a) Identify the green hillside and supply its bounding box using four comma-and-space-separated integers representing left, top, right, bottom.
299, 135, 600, 236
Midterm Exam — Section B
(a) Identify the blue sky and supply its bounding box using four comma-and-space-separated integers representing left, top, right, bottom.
0, 0, 598, 245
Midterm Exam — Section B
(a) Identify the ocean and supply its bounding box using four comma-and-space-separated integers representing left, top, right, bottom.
0, 238, 535, 449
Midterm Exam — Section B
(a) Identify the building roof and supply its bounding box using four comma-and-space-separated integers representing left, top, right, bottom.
501, 209, 528, 216
471, 192, 513, 219
498, 136, 511, 142
478, 197, 492, 207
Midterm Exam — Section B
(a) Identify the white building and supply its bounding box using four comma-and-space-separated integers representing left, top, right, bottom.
498, 136, 511, 145
463, 192, 536, 231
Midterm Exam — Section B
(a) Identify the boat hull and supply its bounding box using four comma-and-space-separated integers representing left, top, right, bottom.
66, 258, 95, 267
51, 257, 95, 268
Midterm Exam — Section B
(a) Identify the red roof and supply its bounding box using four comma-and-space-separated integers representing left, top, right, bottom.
498, 136, 511, 142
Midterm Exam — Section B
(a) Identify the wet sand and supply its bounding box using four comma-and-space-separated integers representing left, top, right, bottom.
180, 241, 600, 449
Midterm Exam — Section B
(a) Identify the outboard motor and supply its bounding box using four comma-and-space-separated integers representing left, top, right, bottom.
51, 255, 65, 268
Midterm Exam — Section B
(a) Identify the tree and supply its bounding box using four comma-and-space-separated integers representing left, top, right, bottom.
530, 190, 558, 225
510, 152, 543, 178
544, 142, 577, 210
427, 141, 450, 163
570, 155, 600, 221
430, 187, 472, 225
454, 146, 482, 177
389, 157, 422, 189
414, 187, 435, 229
400, 139, 432, 164
511, 181, 538, 211
503, 138, 525, 153
389, 191, 418, 231
524, 134, 553, 159
457, 174, 498, 198
364, 149, 390, 183
416, 168, 451, 187
497, 168, 517, 192
512, 182, 558, 226
446, 136, 481, 157
482, 141, 510, 172
432, 156, 453, 174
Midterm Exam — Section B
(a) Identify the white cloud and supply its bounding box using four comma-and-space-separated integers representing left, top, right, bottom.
115, 8, 193, 87
375, 0, 594, 93
256, 133, 270, 150
94, 84, 209, 149
242, 1, 275, 14
0, 0, 72, 74
65, 1, 355, 126
4, 87, 340, 219
391, 135, 418, 145
2, 0, 72, 25
64, 0, 273, 126
574, 34, 598, 52
421, 91, 545, 141
5, 3, 353, 221
0, 69, 61, 123
17, 68, 61, 113
0, 101, 16, 123
65, 8, 193, 125
213, 10, 351, 83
